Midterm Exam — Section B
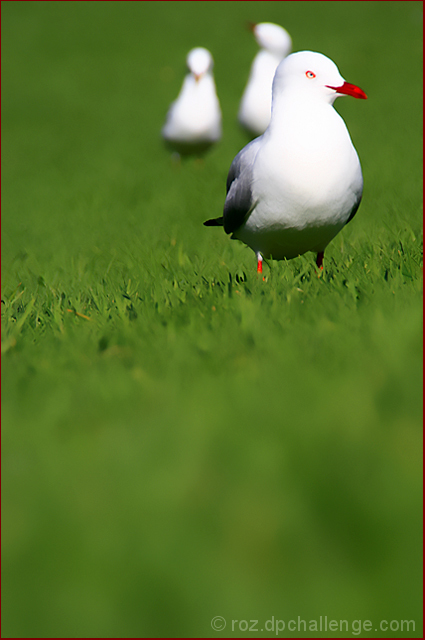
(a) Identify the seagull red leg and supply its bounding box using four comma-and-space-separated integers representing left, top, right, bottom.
256, 252, 263, 274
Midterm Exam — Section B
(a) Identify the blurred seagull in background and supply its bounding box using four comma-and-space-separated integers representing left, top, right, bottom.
162, 47, 222, 156
238, 22, 292, 137
205, 51, 367, 274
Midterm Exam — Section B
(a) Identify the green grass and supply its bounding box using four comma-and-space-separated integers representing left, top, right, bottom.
1, 1, 423, 638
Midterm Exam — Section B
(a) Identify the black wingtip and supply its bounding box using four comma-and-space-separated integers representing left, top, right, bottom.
203, 217, 224, 227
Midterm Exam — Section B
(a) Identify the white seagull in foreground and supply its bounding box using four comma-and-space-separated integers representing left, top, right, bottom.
238, 22, 292, 136
205, 51, 367, 274
162, 47, 222, 156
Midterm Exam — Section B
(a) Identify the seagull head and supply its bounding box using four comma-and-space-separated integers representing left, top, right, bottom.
273, 50, 367, 104
251, 22, 292, 57
186, 47, 214, 82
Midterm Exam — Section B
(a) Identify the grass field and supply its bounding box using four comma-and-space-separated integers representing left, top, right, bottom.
1, 2, 423, 638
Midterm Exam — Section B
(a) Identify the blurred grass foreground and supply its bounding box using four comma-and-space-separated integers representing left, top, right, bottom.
1, 2, 423, 638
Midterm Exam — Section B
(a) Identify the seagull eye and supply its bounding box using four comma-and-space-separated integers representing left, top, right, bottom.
306, 71, 316, 79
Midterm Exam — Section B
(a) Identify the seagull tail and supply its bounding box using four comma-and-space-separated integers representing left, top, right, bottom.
203, 217, 224, 227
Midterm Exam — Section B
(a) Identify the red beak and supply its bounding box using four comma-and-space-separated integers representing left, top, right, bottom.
326, 81, 368, 99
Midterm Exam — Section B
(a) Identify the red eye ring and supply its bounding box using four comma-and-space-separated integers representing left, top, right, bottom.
306, 70, 316, 79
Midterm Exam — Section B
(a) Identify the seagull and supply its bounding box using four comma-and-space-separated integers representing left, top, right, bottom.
204, 51, 367, 274
162, 47, 222, 156
238, 22, 292, 137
